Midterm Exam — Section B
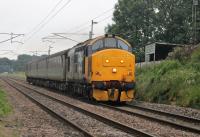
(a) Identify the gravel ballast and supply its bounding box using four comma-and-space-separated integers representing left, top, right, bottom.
0, 79, 85, 137
11, 80, 134, 137
131, 101, 200, 120
14, 79, 200, 137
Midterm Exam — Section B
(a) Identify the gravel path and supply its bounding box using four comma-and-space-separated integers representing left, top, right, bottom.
15, 80, 200, 137
0, 79, 84, 137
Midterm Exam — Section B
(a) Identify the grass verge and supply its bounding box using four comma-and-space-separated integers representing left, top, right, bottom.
0, 86, 12, 117
0, 72, 25, 81
136, 45, 200, 109
0, 83, 19, 137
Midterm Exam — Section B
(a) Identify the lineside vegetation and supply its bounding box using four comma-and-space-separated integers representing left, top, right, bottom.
136, 45, 200, 109
0, 86, 12, 117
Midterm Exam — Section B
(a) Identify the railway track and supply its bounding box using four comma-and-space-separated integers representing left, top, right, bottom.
99, 103, 200, 134
3, 78, 155, 137
3, 78, 93, 137
127, 102, 200, 124
7, 77, 200, 136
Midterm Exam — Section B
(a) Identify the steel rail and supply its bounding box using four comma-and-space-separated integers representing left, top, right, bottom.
8, 78, 156, 137
3, 79, 94, 137
126, 103, 200, 124
99, 103, 200, 134
8, 77, 200, 134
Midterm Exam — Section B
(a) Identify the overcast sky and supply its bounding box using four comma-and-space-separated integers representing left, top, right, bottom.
0, 0, 118, 59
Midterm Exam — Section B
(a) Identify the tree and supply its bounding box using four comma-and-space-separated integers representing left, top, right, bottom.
106, 0, 157, 62
0, 54, 47, 73
154, 0, 193, 44
0, 58, 13, 73
106, 0, 198, 62
106, 0, 156, 47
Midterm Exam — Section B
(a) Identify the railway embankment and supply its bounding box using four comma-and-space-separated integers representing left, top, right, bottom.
136, 44, 200, 109
0, 82, 16, 136
0, 86, 12, 117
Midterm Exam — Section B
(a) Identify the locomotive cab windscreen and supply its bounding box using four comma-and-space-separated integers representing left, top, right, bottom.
89, 37, 132, 54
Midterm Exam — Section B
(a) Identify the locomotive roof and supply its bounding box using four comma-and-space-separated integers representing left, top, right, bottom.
76, 35, 131, 47
27, 35, 131, 65
27, 49, 69, 64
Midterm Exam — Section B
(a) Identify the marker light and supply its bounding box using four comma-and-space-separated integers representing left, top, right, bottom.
112, 68, 117, 73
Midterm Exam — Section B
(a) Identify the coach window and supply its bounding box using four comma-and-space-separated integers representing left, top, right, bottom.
74, 54, 78, 63
104, 38, 117, 48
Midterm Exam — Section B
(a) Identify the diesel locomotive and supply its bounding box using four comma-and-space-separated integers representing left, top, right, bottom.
26, 35, 136, 102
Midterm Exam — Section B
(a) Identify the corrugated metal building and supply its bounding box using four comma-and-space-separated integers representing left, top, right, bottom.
145, 42, 181, 62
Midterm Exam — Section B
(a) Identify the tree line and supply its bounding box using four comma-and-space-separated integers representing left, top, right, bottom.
0, 55, 46, 73
106, 0, 200, 61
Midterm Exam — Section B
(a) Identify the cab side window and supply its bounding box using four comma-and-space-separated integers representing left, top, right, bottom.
118, 40, 129, 51
92, 40, 103, 52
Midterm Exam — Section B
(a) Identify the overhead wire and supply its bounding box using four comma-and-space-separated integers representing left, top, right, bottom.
25, 0, 72, 42
52, 33, 80, 43
46, 14, 113, 43
22, 3, 114, 57
0, 35, 21, 44
44, 9, 114, 42
26, 0, 65, 37
26, 5, 114, 45
73, 14, 113, 33
64, 8, 114, 33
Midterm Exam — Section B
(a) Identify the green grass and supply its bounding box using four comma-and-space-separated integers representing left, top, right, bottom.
0, 87, 12, 117
0, 85, 18, 137
0, 72, 25, 80
136, 46, 200, 109
9, 72, 25, 80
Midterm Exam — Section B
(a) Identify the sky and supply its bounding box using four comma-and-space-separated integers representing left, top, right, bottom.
0, 0, 118, 59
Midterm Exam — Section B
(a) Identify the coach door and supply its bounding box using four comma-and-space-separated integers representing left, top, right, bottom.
65, 56, 70, 80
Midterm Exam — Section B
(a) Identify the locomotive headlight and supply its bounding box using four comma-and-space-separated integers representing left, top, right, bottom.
106, 59, 109, 63
112, 68, 117, 73
120, 60, 124, 63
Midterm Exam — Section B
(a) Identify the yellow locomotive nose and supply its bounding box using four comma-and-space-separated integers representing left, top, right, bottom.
91, 49, 135, 82
90, 49, 135, 102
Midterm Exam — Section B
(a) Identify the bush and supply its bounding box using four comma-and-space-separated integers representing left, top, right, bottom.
167, 45, 194, 63
136, 57, 200, 109
191, 46, 200, 63
178, 86, 200, 109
